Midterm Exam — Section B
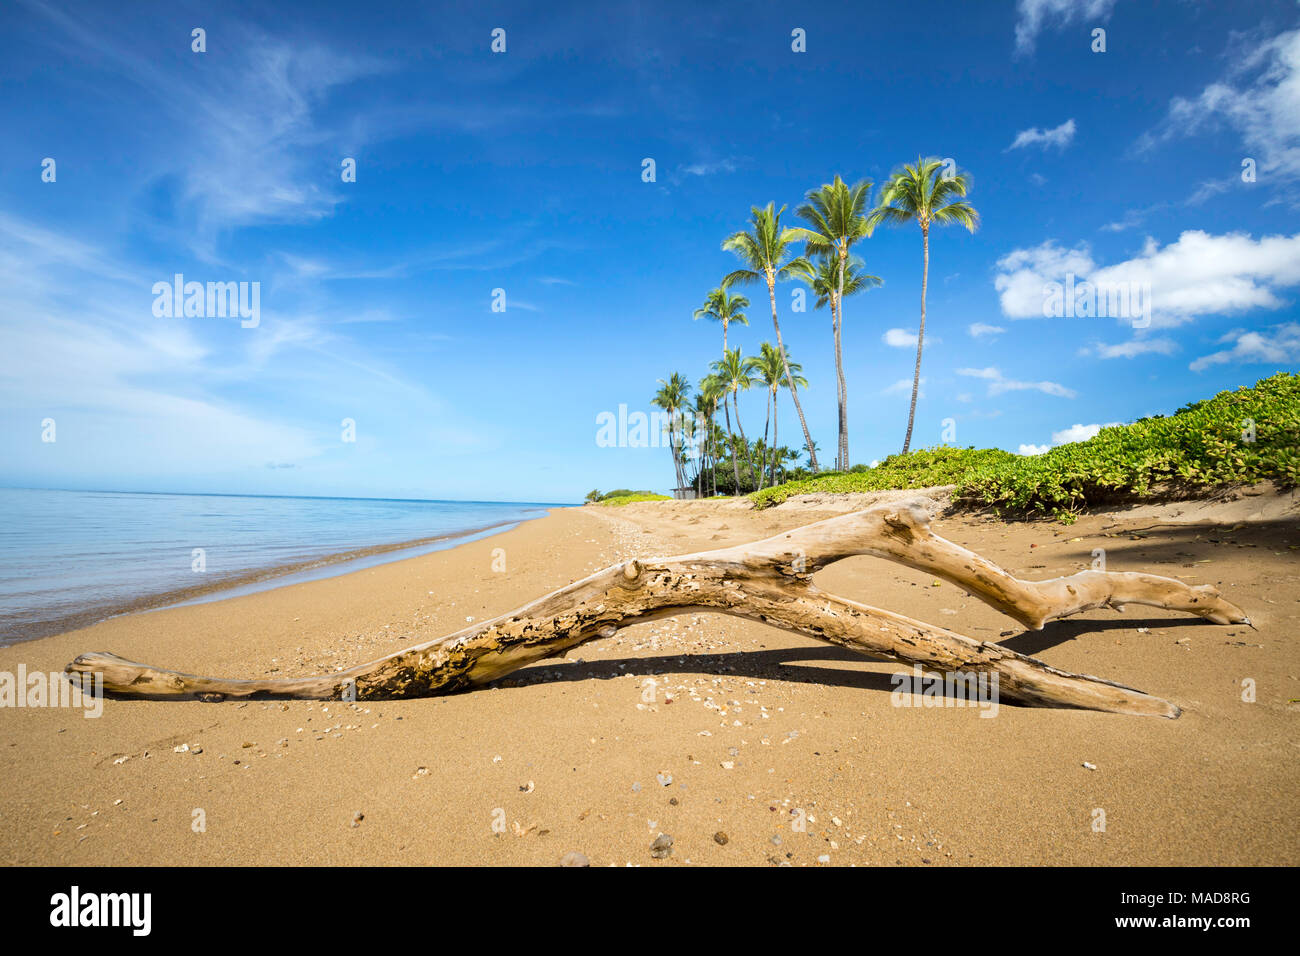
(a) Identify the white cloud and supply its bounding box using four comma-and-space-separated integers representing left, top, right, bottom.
994, 231, 1300, 328
882, 327, 939, 348
1018, 421, 1121, 457
1014, 0, 1116, 55
957, 366, 1077, 398
1141, 29, 1300, 185
884, 377, 926, 398
679, 159, 738, 177
1189, 322, 1300, 372
994, 241, 1096, 319
1082, 337, 1179, 359
968, 322, 1006, 338
1008, 118, 1076, 151
1052, 422, 1120, 444
669, 158, 741, 185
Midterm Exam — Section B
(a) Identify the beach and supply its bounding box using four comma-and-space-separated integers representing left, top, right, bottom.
1, 490, 1296, 866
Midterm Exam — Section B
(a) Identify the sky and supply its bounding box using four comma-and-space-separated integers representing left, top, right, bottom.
1, 0, 1298, 504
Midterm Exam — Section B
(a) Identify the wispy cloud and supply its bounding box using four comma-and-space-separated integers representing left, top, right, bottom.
22, 1, 388, 258
1079, 338, 1178, 359
883, 378, 926, 398
957, 367, 1077, 398
1008, 118, 1076, 151
1014, 0, 1115, 56
1138, 28, 1300, 193
667, 157, 742, 185
1189, 322, 1300, 372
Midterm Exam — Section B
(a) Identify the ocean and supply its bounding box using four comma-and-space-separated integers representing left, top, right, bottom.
0, 488, 568, 645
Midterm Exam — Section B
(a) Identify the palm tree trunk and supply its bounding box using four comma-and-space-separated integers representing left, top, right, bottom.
764, 385, 774, 486
699, 423, 708, 497
668, 415, 682, 489
732, 391, 753, 491
723, 398, 741, 493
836, 245, 849, 470
758, 387, 772, 490
709, 415, 717, 497
767, 275, 819, 473
901, 226, 929, 454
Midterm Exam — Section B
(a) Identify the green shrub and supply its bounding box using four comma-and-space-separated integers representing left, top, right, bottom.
596, 492, 672, 506
751, 373, 1299, 520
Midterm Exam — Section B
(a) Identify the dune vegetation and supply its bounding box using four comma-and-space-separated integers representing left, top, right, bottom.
750, 373, 1299, 520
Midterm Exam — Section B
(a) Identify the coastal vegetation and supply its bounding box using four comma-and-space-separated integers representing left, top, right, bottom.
749, 373, 1300, 520
585, 489, 672, 505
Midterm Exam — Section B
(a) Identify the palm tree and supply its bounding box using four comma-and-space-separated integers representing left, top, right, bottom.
868, 157, 979, 454
793, 176, 873, 470
693, 288, 750, 357
711, 347, 758, 493
651, 373, 691, 489
694, 375, 726, 496
798, 252, 881, 469
772, 445, 798, 484
802, 439, 821, 471
753, 341, 807, 488
721, 203, 820, 473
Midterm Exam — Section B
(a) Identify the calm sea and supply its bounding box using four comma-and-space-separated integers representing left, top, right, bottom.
0, 488, 568, 645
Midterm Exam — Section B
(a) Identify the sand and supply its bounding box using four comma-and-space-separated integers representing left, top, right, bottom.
1, 488, 1296, 866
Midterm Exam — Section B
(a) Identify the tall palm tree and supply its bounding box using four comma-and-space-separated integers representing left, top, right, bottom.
753, 341, 807, 488
793, 176, 872, 470
721, 203, 820, 473
868, 157, 979, 454
651, 373, 691, 489
693, 288, 750, 357
711, 347, 758, 493
798, 252, 881, 469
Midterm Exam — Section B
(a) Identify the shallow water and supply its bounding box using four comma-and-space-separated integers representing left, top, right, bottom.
0, 488, 567, 645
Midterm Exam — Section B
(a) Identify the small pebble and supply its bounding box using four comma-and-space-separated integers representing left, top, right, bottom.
650, 833, 673, 859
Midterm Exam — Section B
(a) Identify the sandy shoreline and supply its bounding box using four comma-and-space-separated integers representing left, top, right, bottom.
1, 491, 1296, 866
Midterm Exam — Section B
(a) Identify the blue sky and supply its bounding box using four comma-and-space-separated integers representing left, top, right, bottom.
1, 0, 1298, 503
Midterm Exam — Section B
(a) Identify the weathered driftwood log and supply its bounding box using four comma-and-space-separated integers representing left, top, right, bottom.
66, 496, 1248, 718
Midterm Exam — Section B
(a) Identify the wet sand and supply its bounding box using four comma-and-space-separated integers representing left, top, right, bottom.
1, 489, 1296, 866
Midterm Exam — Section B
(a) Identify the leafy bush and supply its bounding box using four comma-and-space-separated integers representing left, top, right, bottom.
751, 373, 1299, 520
595, 492, 672, 506
751, 446, 1017, 508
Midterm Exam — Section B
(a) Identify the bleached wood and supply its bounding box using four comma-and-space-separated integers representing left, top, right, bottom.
65, 496, 1247, 718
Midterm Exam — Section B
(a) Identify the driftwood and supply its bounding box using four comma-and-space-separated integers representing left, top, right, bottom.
65, 496, 1248, 718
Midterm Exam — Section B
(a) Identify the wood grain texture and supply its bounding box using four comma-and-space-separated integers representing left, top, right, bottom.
65, 496, 1248, 717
